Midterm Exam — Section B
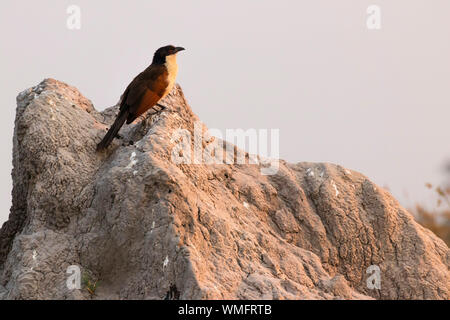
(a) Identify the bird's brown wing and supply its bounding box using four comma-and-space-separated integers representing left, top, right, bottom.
119, 73, 144, 111
97, 64, 169, 150
122, 64, 169, 124
127, 89, 162, 123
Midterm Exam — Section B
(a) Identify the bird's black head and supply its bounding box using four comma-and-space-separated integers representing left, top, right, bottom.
152, 45, 185, 64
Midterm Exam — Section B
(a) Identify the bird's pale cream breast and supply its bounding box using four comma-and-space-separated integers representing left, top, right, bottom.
163, 54, 178, 97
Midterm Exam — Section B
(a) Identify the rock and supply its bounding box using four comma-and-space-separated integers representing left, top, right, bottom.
0, 79, 448, 300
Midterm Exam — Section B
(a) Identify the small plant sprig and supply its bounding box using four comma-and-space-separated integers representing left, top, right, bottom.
81, 272, 98, 296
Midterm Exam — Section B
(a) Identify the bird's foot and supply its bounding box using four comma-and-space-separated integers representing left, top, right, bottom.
156, 103, 167, 111
146, 103, 167, 118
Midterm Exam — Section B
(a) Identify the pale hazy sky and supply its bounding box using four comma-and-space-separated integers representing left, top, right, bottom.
1, 1, 450, 225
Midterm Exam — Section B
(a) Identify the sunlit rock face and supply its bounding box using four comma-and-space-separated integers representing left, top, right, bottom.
0, 79, 448, 300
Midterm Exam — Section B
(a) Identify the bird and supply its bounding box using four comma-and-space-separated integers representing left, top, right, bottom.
96, 45, 185, 151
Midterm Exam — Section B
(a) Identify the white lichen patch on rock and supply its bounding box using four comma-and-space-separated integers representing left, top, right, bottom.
331, 180, 339, 197
126, 152, 138, 169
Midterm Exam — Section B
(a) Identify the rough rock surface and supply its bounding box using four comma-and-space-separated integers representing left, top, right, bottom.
0, 79, 448, 300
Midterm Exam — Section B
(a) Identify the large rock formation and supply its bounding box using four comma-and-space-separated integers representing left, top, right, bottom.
0, 79, 448, 300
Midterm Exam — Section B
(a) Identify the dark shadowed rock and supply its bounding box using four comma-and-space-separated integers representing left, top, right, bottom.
0, 79, 448, 299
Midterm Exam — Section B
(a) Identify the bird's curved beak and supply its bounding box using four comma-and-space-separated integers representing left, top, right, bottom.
174, 47, 185, 53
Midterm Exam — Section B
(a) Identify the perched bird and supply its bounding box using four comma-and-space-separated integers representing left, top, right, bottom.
96, 45, 185, 151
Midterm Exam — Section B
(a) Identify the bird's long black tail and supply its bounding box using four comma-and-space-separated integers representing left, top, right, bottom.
96, 110, 129, 151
